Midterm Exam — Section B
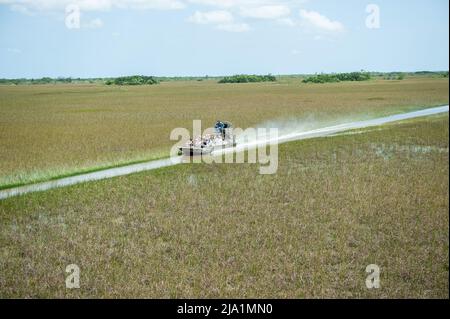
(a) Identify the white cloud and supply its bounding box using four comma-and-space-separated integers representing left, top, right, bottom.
299, 9, 344, 32
216, 22, 250, 32
277, 17, 296, 26
240, 5, 290, 19
6, 47, 22, 54
1, 0, 335, 34
188, 0, 272, 8
188, 0, 305, 8
188, 10, 234, 24
188, 0, 236, 7
9, 4, 36, 15
73, 0, 112, 11
83, 18, 104, 28
0, 0, 185, 14
120, 0, 185, 10
188, 10, 249, 32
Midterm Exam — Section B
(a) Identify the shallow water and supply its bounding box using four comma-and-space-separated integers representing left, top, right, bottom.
1, 105, 448, 200
0, 157, 182, 200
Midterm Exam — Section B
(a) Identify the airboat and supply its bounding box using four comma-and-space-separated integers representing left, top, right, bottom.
179, 121, 236, 156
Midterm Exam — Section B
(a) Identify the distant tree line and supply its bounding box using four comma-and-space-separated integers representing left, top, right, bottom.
106, 75, 159, 85
0, 75, 159, 85
218, 74, 276, 83
0, 77, 74, 85
383, 73, 406, 80
0, 71, 447, 85
302, 72, 371, 83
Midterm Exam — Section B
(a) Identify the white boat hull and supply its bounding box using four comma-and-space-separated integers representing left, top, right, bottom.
179, 142, 236, 156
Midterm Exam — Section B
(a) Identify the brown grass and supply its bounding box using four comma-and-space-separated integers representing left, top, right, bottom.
0, 77, 448, 187
0, 114, 447, 298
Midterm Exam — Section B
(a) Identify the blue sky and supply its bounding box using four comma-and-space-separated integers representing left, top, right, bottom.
0, 0, 448, 78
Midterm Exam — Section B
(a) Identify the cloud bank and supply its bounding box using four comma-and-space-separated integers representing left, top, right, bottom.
0, 0, 345, 34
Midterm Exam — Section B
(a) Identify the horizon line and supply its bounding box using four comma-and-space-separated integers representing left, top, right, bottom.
0, 70, 449, 81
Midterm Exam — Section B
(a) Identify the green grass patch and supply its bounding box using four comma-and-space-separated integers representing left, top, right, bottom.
218, 74, 276, 83
302, 72, 371, 83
